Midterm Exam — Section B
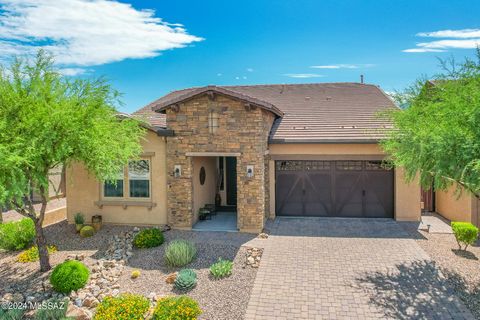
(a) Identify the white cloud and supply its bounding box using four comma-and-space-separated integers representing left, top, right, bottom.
0, 0, 203, 67
283, 73, 324, 78
404, 28, 480, 53
217, 73, 222, 76
58, 67, 91, 76
417, 29, 480, 38
310, 64, 374, 69
402, 48, 446, 53
246, 68, 254, 72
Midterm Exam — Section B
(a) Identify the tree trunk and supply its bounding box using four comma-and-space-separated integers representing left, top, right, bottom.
36, 187, 51, 272
34, 217, 51, 271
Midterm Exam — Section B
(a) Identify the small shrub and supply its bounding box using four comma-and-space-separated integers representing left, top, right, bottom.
17, 245, 57, 263
210, 258, 233, 279
0, 218, 35, 251
164, 239, 197, 267
79, 225, 95, 238
74, 212, 85, 225
174, 269, 197, 291
152, 296, 202, 320
452, 221, 479, 250
131, 269, 141, 279
0, 308, 24, 320
34, 297, 69, 320
94, 293, 150, 320
50, 260, 90, 293
133, 228, 164, 248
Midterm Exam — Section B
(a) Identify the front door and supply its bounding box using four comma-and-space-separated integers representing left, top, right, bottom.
226, 157, 237, 206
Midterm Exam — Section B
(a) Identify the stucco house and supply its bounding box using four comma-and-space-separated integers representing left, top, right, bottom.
66, 82, 424, 233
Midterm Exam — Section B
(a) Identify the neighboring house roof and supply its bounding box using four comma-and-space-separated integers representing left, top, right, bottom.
136, 82, 397, 143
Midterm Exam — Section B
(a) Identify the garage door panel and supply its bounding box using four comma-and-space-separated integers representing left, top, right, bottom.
304, 172, 332, 216
275, 160, 393, 218
275, 172, 304, 216
364, 170, 394, 217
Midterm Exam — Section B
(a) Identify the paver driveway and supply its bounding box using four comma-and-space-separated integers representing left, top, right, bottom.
244, 218, 473, 320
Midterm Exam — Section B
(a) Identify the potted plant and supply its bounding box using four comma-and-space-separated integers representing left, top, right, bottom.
74, 212, 85, 232
198, 208, 209, 221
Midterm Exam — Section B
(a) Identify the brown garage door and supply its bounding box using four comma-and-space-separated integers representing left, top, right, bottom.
275, 160, 394, 218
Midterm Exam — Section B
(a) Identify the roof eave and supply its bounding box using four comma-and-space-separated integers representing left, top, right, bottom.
151, 86, 284, 117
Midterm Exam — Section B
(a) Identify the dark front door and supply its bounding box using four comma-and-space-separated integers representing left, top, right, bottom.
275, 160, 394, 218
226, 157, 237, 206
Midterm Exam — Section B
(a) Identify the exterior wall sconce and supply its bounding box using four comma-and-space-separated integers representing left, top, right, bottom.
174, 165, 182, 177
246, 165, 254, 178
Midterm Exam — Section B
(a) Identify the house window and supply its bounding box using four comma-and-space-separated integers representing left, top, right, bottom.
208, 111, 219, 134
102, 159, 151, 199
128, 160, 150, 198
104, 169, 124, 198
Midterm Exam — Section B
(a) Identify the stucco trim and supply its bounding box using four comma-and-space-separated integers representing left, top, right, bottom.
270, 154, 386, 161
94, 200, 157, 210
269, 138, 381, 144
185, 152, 241, 157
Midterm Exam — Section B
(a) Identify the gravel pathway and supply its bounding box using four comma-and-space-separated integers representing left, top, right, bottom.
401, 222, 480, 319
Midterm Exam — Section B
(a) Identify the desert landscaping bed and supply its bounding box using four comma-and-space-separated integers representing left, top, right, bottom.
402, 224, 480, 319
0, 221, 261, 319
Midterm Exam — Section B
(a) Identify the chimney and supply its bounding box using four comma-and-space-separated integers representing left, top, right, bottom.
360, 74, 364, 84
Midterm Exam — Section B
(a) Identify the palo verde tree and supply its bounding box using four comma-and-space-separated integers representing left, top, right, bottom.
0, 51, 145, 271
381, 49, 480, 199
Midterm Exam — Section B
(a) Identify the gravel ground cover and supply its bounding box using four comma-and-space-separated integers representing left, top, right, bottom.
401, 223, 480, 319
0, 221, 259, 320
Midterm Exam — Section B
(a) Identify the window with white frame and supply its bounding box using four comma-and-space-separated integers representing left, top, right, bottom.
208, 111, 219, 134
103, 168, 124, 197
103, 159, 151, 199
129, 160, 150, 198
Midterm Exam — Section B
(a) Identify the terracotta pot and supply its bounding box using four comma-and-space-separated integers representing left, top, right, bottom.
92, 215, 102, 231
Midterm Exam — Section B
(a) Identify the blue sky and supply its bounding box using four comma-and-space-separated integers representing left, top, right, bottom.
0, 0, 479, 113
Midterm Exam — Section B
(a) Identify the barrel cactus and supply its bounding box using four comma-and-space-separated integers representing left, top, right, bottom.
174, 269, 197, 291
80, 225, 95, 238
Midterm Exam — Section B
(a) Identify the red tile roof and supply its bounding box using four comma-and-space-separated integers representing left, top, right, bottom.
135, 82, 397, 143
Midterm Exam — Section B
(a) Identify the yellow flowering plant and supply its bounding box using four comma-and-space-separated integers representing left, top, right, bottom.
17, 245, 57, 263
94, 293, 150, 320
152, 296, 202, 320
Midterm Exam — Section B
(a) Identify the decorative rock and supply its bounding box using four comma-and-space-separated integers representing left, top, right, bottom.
74, 298, 83, 307
111, 289, 119, 297
258, 232, 269, 239
148, 292, 156, 301
247, 256, 255, 264
165, 272, 177, 284
12, 293, 24, 303
66, 303, 93, 320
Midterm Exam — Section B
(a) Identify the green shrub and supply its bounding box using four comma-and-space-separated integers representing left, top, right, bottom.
210, 258, 233, 279
34, 297, 69, 320
79, 225, 95, 238
152, 296, 202, 320
164, 239, 197, 267
17, 245, 57, 263
174, 268, 197, 291
94, 293, 150, 320
50, 260, 90, 293
74, 212, 85, 225
451, 221, 479, 250
133, 228, 164, 248
0, 218, 35, 251
0, 308, 24, 320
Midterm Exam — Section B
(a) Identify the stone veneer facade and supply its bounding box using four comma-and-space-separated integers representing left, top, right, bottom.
166, 94, 276, 233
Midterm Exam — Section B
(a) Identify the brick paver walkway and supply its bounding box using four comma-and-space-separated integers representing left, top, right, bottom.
244, 218, 473, 320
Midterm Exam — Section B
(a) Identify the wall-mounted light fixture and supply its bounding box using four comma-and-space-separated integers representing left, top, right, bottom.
246, 165, 254, 178
174, 165, 182, 177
